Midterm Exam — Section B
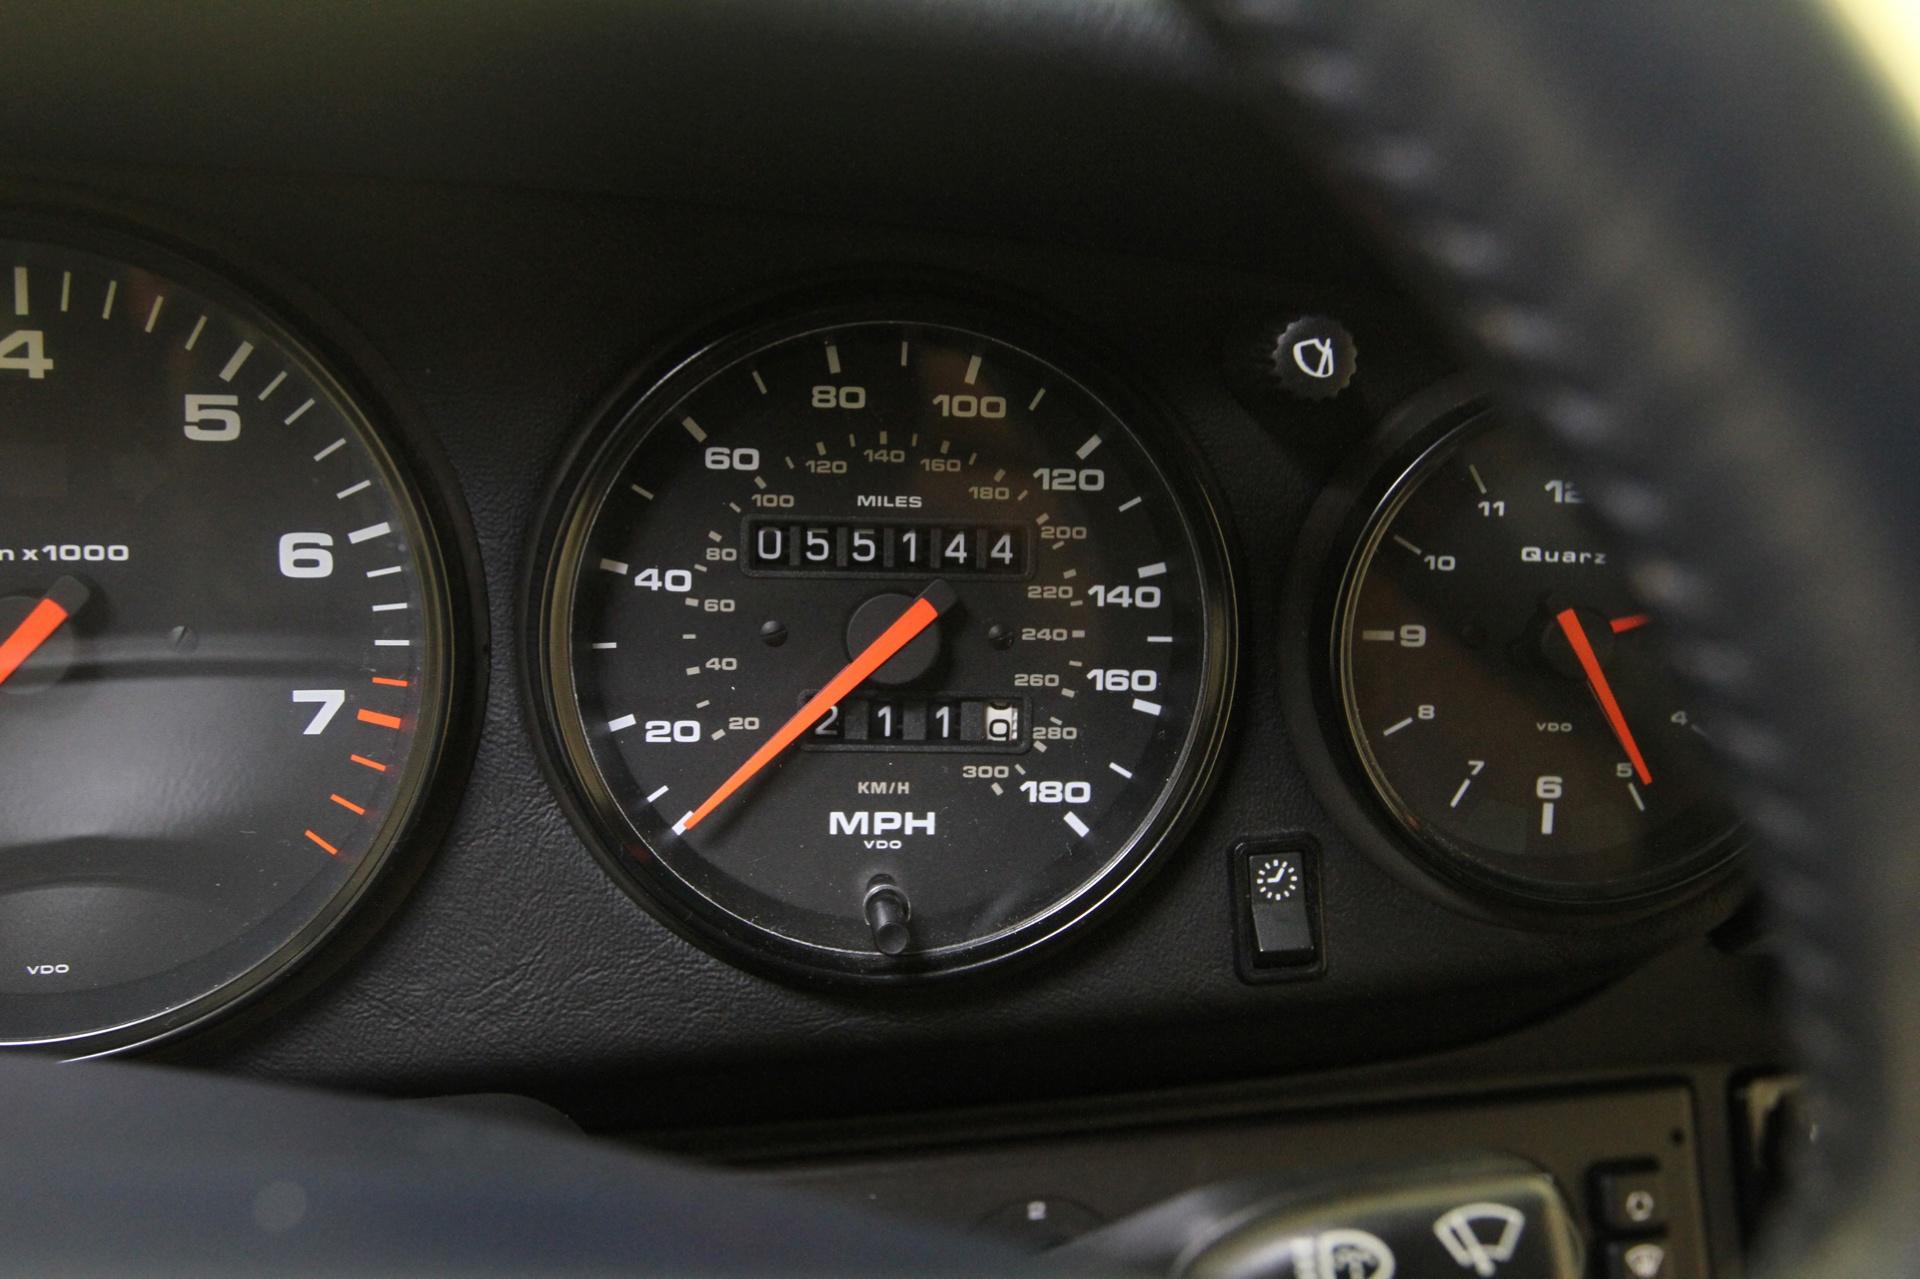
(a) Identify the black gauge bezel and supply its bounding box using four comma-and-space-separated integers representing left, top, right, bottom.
526, 294, 1238, 986
0, 195, 484, 1059
1280, 378, 1745, 926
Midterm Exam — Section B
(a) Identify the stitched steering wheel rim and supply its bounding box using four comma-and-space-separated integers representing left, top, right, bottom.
1188, 1, 1920, 1272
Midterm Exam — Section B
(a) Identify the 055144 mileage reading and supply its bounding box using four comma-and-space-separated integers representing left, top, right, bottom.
533, 313, 1234, 982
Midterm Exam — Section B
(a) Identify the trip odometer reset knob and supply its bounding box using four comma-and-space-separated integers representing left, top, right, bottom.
532, 312, 1236, 983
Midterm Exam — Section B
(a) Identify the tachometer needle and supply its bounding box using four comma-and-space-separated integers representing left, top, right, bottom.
674, 579, 957, 835
1610, 613, 1652, 634
1556, 607, 1652, 786
0, 576, 91, 690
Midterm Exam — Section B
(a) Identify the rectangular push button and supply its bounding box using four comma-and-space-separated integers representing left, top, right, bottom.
1242, 843, 1317, 965
1592, 1162, 1668, 1234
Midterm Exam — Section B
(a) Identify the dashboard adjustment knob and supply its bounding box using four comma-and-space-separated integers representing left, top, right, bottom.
1269, 315, 1357, 400
864, 879, 912, 956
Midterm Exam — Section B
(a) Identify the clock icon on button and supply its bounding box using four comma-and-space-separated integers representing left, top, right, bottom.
1253, 855, 1301, 902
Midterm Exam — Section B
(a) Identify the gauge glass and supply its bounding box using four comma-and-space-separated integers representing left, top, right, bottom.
538, 316, 1233, 980
0, 231, 455, 1052
1338, 412, 1739, 901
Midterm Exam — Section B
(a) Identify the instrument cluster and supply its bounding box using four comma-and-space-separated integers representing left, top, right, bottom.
0, 207, 1743, 1057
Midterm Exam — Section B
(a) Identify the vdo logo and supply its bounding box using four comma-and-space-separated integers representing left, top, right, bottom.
24, 963, 71, 976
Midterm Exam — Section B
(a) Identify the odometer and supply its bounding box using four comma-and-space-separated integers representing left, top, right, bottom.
0, 225, 465, 1054
534, 313, 1234, 981
1334, 407, 1741, 905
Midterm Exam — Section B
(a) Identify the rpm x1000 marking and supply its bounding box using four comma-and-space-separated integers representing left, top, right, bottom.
536, 314, 1234, 981
0, 227, 458, 1054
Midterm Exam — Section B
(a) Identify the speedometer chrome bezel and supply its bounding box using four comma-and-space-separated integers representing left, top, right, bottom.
1279, 378, 1747, 928
525, 295, 1237, 986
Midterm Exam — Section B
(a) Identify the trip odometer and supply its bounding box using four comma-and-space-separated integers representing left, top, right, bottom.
535, 313, 1234, 981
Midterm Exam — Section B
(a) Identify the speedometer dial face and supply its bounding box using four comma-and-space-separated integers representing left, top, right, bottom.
537, 314, 1234, 981
0, 228, 459, 1054
1337, 410, 1740, 903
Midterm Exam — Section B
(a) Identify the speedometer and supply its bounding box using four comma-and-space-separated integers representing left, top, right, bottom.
532, 311, 1234, 982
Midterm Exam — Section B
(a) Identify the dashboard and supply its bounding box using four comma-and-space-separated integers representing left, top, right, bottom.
0, 6, 1787, 1267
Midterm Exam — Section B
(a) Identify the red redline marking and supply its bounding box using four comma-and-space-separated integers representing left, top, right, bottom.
356, 709, 404, 730
349, 754, 388, 772
1610, 613, 1653, 634
330, 793, 367, 816
305, 829, 340, 856
370, 677, 409, 687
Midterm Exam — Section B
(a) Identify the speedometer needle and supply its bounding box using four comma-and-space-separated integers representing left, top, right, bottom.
674, 579, 958, 836
0, 576, 90, 690
1556, 607, 1652, 786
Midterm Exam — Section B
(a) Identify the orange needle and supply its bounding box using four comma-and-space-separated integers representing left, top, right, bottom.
1556, 607, 1652, 785
675, 580, 957, 835
1610, 613, 1652, 634
0, 576, 90, 689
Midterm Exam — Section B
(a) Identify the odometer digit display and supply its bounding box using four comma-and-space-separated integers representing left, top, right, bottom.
535, 315, 1234, 981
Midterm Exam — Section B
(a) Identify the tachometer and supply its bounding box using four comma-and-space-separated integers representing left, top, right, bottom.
0, 224, 467, 1054
533, 311, 1234, 981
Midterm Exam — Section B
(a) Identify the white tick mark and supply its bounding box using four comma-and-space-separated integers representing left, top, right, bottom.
219, 341, 254, 382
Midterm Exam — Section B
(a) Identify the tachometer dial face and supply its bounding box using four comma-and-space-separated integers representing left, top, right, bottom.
1337, 410, 1740, 902
0, 229, 459, 1053
536, 315, 1234, 981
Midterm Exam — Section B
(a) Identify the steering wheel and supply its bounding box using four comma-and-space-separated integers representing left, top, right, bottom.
1184, 3, 1920, 1274
2, 1, 1915, 1273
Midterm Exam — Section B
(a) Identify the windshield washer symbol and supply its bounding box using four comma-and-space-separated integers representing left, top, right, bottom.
1433, 1203, 1527, 1276
1286, 1228, 1396, 1279
1292, 336, 1337, 379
